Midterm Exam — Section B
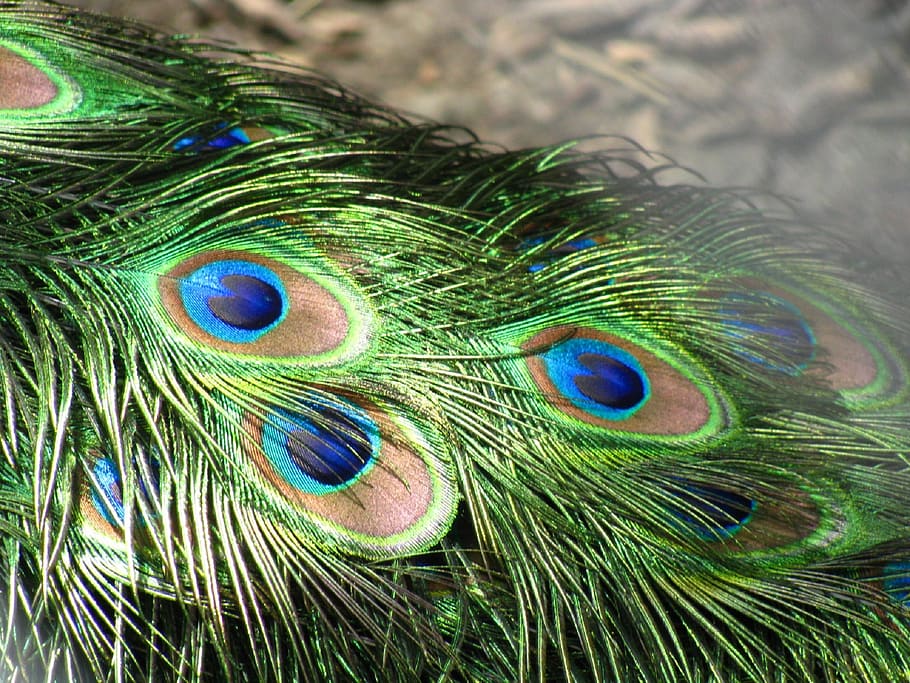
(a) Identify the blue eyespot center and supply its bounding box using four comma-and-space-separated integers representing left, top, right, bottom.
173, 124, 252, 152
261, 401, 379, 495
89, 456, 159, 528
718, 293, 816, 374
667, 483, 756, 540
179, 260, 287, 343
90, 457, 124, 526
540, 338, 650, 420
574, 352, 646, 410
518, 235, 600, 273
207, 274, 283, 331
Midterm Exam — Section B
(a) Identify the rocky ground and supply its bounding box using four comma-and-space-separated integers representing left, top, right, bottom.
72, 0, 910, 261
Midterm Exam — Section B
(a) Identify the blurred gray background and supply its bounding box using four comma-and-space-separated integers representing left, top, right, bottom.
71, 0, 910, 261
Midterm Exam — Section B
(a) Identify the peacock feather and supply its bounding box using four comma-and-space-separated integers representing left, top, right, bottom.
1, 2, 910, 681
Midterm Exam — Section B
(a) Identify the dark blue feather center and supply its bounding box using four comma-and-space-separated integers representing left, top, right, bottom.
718, 293, 816, 374
173, 124, 251, 151
207, 274, 284, 331
261, 401, 379, 495
89, 456, 159, 528
525, 236, 599, 272
285, 407, 372, 486
574, 352, 646, 410
540, 337, 650, 420
668, 483, 756, 540
178, 259, 288, 343
90, 458, 124, 526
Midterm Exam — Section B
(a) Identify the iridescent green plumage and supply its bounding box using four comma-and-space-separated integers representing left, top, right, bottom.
1, 2, 910, 681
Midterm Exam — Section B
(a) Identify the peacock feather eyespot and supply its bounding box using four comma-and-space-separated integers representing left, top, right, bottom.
516, 234, 604, 273
659, 477, 851, 556
718, 278, 909, 407
240, 394, 458, 557
0, 40, 66, 113
521, 325, 727, 438
716, 291, 817, 375
157, 248, 372, 364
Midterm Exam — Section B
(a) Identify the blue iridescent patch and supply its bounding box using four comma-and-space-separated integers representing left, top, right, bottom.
540, 338, 650, 420
179, 259, 287, 343
173, 124, 251, 152
718, 292, 816, 374
89, 456, 159, 528
884, 562, 910, 608
90, 457, 124, 526
260, 400, 380, 495
667, 482, 756, 541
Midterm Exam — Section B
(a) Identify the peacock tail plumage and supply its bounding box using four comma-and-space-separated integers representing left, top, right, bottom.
1, 2, 909, 681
